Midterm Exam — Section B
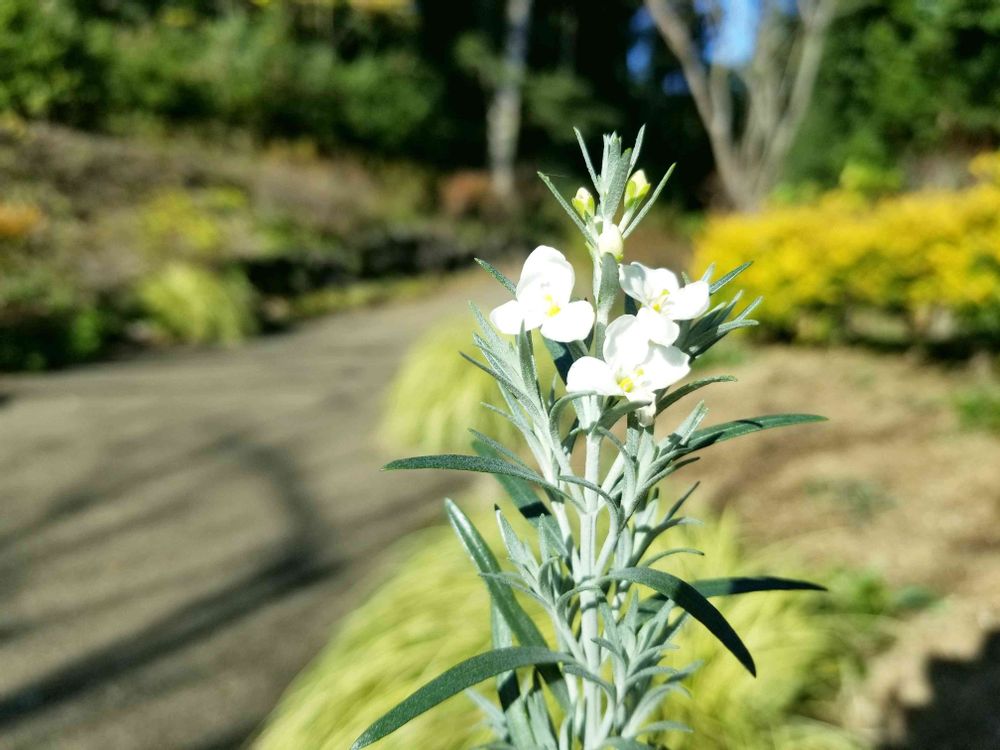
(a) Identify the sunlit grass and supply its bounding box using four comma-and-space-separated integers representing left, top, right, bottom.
257, 509, 878, 750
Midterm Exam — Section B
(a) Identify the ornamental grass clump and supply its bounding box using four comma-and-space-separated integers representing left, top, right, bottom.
355, 129, 827, 750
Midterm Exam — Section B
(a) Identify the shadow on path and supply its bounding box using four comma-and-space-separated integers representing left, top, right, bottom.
879, 629, 1000, 750
0, 431, 336, 731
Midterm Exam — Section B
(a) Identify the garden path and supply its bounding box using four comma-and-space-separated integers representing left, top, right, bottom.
0, 271, 503, 750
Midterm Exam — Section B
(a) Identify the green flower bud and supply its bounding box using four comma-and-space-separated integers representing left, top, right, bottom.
571, 187, 595, 220
625, 170, 651, 207
598, 224, 624, 261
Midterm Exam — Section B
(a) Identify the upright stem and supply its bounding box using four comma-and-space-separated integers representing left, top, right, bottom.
578, 430, 604, 747
592, 255, 609, 356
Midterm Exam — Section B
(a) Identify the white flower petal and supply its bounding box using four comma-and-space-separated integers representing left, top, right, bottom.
489, 299, 530, 334
517, 246, 575, 303
539, 300, 594, 343
619, 263, 680, 305
603, 315, 648, 367
641, 267, 681, 302
618, 262, 653, 304
636, 306, 681, 347
638, 344, 690, 392
665, 280, 710, 320
566, 356, 622, 396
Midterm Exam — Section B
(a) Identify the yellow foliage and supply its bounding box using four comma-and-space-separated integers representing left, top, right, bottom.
138, 262, 256, 344
693, 154, 1000, 342
0, 201, 43, 239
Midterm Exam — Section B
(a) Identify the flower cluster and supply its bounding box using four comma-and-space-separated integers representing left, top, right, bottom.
490, 248, 709, 425
359, 129, 823, 750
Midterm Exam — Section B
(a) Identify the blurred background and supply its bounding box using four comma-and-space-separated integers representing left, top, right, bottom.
0, 1, 998, 748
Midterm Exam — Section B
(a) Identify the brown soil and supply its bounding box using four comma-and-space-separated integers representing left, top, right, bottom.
685, 344, 1000, 747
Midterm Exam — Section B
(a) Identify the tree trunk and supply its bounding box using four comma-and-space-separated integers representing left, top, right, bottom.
487, 0, 533, 206
644, 0, 836, 212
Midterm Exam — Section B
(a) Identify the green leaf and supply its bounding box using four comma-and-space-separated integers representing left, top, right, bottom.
595, 251, 620, 324
351, 647, 569, 749
459, 351, 539, 419
628, 124, 646, 173
602, 739, 656, 750
607, 567, 757, 676
538, 172, 591, 236
496, 507, 537, 571
468, 430, 529, 469
683, 413, 827, 452
472, 440, 556, 527
656, 376, 736, 415
549, 391, 594, 443
603, 147, 633, 222
575, 127, 600, 191
622, 163, 675, 238
544, 338, 574, 384
562, 662, 616, 697
447, 500, 572, 712
669, 400, 709, 444
385, 454, 565, 497
517, 329, 541, 404
490, 602, 521, 714
709, 261, 752, 293
557, 474, 616, 504
693, 577, 827, 598
597, 399, 652, 430
476, 258, 517, 296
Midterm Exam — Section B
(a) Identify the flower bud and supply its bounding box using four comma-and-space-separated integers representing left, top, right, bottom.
625, 170, 650, 206
597, 224, 624, 261
571, 187, 595, 220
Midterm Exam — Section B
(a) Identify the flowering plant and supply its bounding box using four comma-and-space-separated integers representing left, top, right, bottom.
353, 129, 825, 750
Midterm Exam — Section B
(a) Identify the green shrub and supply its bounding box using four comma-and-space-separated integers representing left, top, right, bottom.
0, 0, 87, 118
258, 510, 866, 750
953, 384, 1000, 434
0, 303, 112, 371
333, 51, 441, 152
137, 262, 256, 345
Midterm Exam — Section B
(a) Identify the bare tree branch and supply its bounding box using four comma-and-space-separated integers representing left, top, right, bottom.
645, 0, 838, 210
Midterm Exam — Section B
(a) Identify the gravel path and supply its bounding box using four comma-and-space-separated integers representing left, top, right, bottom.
0, 274, 500, 750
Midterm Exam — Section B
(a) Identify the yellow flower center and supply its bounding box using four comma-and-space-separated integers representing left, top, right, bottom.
650, 290, 670, 312
617, 376, 635, 393
545, 295, 561, 317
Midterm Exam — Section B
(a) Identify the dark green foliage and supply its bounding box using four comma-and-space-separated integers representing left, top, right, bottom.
607, 567, 757, 676
351, 647, 569, 749
788, 0, 1000, 185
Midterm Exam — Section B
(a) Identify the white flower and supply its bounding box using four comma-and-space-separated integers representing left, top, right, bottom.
597, 224, 624, 261
489, 246, 595, 342
566, 315, 690, 423
619, 262, 710, 347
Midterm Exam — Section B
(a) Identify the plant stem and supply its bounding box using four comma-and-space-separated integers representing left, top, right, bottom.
578, 430, 604, 747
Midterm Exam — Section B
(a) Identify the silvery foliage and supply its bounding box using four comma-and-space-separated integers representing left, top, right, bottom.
353, 129, 825, 750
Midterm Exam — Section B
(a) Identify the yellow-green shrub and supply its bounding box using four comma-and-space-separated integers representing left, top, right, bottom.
138, 261, 256, 344
257, 509, 864, 750
381, 317, 557, 453
138, 188, 255, 262
694, 154, 1000, 346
